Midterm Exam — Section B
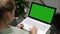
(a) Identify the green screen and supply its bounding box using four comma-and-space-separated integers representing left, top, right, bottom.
30, 4, 55, 24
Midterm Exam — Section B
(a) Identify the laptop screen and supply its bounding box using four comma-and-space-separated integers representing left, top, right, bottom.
29, 2, 56, 25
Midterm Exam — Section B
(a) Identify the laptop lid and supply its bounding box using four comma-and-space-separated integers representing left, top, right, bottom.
28, 2, 56, 25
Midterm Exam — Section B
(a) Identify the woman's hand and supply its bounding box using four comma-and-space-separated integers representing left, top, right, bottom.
18, 23, 38, 34
30, 26, 38, 34
17, 23, 24, 29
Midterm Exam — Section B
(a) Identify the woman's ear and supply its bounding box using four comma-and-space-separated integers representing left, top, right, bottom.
6, 12, 12, 20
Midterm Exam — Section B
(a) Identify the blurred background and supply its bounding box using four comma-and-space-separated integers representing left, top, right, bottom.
10, 0, 60, 34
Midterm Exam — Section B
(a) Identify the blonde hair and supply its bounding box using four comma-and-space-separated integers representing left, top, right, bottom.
0, 0, 15, 21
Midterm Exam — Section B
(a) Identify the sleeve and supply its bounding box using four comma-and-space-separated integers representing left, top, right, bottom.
22, 29, 30, 34
13, 27, 30, 34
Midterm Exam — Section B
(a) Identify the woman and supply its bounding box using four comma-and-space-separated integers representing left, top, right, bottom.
0, 0, 37, 34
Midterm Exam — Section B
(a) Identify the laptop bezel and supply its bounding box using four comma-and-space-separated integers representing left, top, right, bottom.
28, 2, 56, 25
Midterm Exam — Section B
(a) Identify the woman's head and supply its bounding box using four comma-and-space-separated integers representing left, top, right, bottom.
0, 0, 15, 24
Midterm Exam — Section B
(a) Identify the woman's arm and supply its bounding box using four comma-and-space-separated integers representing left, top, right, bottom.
18, 23, 38, 34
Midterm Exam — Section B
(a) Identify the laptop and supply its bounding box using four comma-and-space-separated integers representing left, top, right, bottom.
20, 2, 56, 34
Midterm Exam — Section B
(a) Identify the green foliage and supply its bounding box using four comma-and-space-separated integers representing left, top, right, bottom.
15, 0, 29, 17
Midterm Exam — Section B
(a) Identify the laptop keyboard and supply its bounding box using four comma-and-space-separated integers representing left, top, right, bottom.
22, 17, 50, 31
